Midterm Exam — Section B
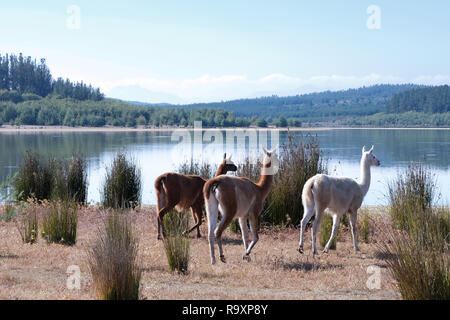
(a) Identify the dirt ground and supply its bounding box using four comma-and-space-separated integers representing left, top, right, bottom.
0, 205, 400, 300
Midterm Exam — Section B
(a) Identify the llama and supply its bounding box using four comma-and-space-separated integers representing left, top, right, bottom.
298, 145, 380, 255
154, 154, 237, 239
204, 147, 277, 264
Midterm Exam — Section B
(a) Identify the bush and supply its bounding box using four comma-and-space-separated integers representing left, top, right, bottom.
102, 152, 142, 209
382, 164, 450, 300
319, 214, 337, 250
262, 134, 326, 226
87, 211, 141, 300
14, 151, 88, 204
14, 151, 53, 201
41, 200, 78, 245
16, 206, 38, 244
163, 210, 190, 274
359, 211, 371, 244
388, 163, 435, 233
177, 159, 214, 180
382, 210, 449, 300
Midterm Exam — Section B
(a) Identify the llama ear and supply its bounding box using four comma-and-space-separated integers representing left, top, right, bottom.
362, 145, 366, 153
228, 154, 232, 161
262, 146, 269, 155
269, 144, 279, 154
369, 145, 374, 153
223, 153, 227, 160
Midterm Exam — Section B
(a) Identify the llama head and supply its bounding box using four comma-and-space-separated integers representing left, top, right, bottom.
222, 153, 237, 172
362, 145, 380, 166
261, 146, 279, 175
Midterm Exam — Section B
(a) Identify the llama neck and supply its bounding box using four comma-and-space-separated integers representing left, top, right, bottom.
257, 165, 274, 199
359, 158, 371, 197
215, 163, 226, 176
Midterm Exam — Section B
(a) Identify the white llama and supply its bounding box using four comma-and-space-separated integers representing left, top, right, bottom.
298, 145, 380, 255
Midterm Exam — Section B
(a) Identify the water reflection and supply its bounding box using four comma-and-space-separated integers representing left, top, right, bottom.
0, 129, 449, 205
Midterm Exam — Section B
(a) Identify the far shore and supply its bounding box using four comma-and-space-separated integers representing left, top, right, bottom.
1, 125, 449, 133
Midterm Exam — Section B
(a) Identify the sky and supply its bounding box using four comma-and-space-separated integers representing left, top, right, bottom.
1, 0, 449, 103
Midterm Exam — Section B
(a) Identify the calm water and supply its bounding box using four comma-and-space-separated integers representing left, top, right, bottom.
0, 129, 449, 206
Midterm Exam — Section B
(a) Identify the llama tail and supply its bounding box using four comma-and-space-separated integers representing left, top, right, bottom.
302, 176, 316, 208
154, 176, 169, 210
203, 179, 220, 264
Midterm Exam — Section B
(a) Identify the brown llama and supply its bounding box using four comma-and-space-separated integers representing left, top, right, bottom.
154, 154, 237, 239
203, 147, 277, 264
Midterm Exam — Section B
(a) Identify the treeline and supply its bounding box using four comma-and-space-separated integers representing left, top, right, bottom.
0, 98, 253, 127
343, 111, 450, 127
159, 84, 421, 120
0, 53, 103, 101
386, 85, 450, 114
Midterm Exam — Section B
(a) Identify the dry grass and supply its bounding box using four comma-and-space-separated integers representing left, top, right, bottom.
0, 204, 400, 300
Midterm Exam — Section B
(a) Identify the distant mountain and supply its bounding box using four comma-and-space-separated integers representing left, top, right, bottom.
106, 85, 186, 104
153, 84, 423, 121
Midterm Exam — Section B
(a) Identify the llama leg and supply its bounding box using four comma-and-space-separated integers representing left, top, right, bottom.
323, 214, 341, 253
243, 216, 259, 261
157, 206, 171, 240
311, 208, 324, 255
349, 211, 360, 251
298, 203, 314, 254
206, 197, 219, 265
214, 209, 234, 263
239, 217, 250, 250
186, 202, 203, 238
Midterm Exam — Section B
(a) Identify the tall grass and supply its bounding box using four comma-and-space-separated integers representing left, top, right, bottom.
16, 205, 38, 244
13, 151, 87, 203
382, 163, 450, 300
177, 159, 214, 179
41, 200, 78, 245
87, 210, 141, 300
102, 152, 142, 209
236, 134, 326, 227
162, 210, 190, 274
319, 214, 337, 250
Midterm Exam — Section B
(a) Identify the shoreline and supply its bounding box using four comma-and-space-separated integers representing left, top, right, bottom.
1, 125, 449, 133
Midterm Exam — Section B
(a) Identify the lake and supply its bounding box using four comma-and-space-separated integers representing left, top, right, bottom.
1, 128, 449, 206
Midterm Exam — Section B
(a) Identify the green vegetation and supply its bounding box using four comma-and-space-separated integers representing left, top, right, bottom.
102, 152, 142, 209
386, 85, 450, 114
17, 206, 38, 244
87, 210, 141, 300
320, 214, 337, 250
162, 210, 190, 274
13, 151, 87, 203
41, 200, 78, 245
262, 135, 326, 226
382, 163, 450, 300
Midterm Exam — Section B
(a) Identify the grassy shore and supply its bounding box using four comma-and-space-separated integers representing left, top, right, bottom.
0, 204, 399, 300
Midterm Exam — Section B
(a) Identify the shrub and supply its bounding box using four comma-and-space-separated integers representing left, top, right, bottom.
88, 211, 141, 300
359, 211, 371, 244
41, 200, 78, 245
102, 152, 142, 209
382, 164, 450, 300
388, 162, 435, 233
262, 134, 326, 226
319, 214, 336, 250
381, 210, 449, 300
16, 206, 38, 244
177, 159, 214, 180
162, 210, 190, 274
14, 150, 53, 201
14, 151, 88, 204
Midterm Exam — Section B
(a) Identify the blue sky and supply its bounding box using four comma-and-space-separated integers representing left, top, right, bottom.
1, 0, 449, 103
